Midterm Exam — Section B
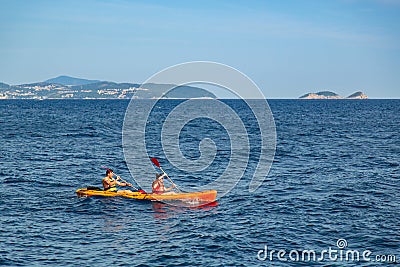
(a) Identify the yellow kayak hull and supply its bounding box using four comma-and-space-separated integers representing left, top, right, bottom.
76, 188, 217, 203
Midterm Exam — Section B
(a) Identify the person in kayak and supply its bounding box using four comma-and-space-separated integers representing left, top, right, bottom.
152, 173, 176, 194
102, 169, 132, 192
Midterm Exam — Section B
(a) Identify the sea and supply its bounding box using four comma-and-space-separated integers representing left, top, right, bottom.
0, 99, 399, 266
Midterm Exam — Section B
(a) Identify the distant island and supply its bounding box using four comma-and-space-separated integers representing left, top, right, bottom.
299, 91, 368, 99
0, 76, 216, 100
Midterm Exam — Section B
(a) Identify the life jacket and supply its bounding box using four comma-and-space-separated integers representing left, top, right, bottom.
104, 177, 117, 191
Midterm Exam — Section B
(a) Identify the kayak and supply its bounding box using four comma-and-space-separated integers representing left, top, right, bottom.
76, 187, 217, 203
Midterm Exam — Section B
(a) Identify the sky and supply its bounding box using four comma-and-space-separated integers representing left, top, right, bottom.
0, 0, 399, 98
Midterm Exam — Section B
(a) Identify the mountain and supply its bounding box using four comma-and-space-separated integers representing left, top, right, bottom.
0, 82, 10, 89
0, 82, 10, 98
300, 91, 368, 99
0, 76, 217, 99
45, 76, 101, 86
70, 81, 140, 90
164, 85, 215, 99
346, 91, 368, 99
300, 91, 342, 99
139, 83, 216, 99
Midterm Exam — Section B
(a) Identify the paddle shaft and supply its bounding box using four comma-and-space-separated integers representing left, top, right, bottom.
150, 158, 183, 193
114, 174, 139, 190
158, 166, 181, 193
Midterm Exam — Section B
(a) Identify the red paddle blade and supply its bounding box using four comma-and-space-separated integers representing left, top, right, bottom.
151, 158, 160, 167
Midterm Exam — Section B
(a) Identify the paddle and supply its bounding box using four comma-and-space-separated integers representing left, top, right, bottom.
150, 158, 181, 193
101, 166, 140, 191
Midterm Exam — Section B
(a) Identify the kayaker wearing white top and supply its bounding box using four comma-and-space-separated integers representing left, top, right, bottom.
152, 173, 175, 194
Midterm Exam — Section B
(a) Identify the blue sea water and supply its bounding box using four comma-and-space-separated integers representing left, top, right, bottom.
0, 99, 399, 266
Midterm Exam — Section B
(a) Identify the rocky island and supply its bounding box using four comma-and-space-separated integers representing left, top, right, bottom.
299, 91, 368, 99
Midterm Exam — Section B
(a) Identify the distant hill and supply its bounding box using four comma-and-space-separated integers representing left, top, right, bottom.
70, 81, 140, 90
300, 91, 341, 99
164, 85, 215, 99
0, 76, 217, 99
0, 82, 10, 89
300, 91, 368, 99
45, 76, 101, 86
139, 83, 216, 99
346, 91, 368, 99
19, 82, 54, 87
0, 82, 10, 98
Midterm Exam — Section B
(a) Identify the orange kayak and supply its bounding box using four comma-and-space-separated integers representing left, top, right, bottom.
76, 187, 217, 203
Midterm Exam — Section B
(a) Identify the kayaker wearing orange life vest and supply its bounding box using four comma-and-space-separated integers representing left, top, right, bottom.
102, 169, 132, 192
152, 173, 175, 194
